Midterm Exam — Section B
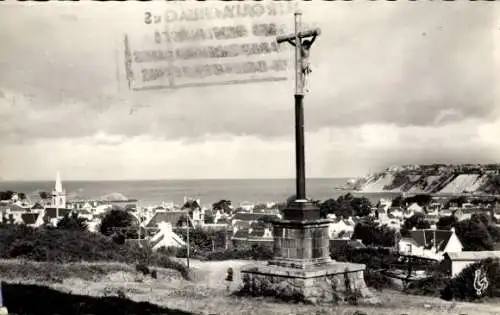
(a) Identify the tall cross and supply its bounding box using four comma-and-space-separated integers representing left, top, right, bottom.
277, 12, 320, 201
277, 11, 321, 95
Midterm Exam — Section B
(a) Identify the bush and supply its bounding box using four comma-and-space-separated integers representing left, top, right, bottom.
364, 269, 392, 290
405, 273, 450, 297
135, 263, 150, 276
331, 246, 400, 270
204, 245, 273, 261
442, 258, 500, 301
0, 224, 190, 279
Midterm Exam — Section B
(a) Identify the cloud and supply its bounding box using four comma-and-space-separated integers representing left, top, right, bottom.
1, 116, 498, 181
0, 1, 497, 144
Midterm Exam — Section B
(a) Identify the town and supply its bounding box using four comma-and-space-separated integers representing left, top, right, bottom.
2, 171, 500, 282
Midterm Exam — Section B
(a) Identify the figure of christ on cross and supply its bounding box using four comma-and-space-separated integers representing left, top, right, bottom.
286, 34, 317, 92
276, 12, 320, 95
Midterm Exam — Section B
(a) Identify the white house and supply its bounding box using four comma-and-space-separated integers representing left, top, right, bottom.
239, 201, 254, 212
444, 251, 500, 277
398, 227, 463, 261
388, 208, 404, 219
407, 202, 423, 214
377, 198, 392, 212
328, 218, 355, 239
149, 222, 186, 251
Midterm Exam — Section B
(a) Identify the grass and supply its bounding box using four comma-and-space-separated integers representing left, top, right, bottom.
0, 224, 190, 279
1, 259, 499, 315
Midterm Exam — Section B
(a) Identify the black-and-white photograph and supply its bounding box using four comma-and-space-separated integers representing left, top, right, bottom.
0, 0, 499, 314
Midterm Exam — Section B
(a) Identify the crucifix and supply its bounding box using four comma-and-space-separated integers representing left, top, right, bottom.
277, 11, 320, 202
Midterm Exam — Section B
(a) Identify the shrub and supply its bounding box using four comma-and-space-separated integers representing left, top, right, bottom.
0, 224, 190, 280
135, 263, 150, 276
157, 246, 179, 257
204, 244, 273, 261
364, 269, 392, 290
404, 272, 449, 297
331, 246, 400, 270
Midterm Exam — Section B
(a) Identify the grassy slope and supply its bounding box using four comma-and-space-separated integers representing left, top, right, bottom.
3, 259, 499, 315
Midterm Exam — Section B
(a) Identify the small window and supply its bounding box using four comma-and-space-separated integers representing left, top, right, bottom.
406, 244, 412, 253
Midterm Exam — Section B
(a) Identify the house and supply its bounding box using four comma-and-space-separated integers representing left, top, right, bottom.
398, 227, 463, 261
5, 204, 30, 224
145, 210, 193, 229
239, 201, 254, 212
378, 217, 402, 231
428, 202, 443, 212
439, 208, 453, 217
31, 203, 44, 211
231, 212, 279, 226
182, 198, 204, 227
328, 218, 355, 239
77, 209, 93, 221
330, 239, 365, 254
147, 222, 187, 251
43, 207, 72, 225
377, 198, 392, 212
21, 212, 44, 228
407, 203, 423, 214
388, 207, 404, 219
443, 251, 500, 277
231, 225, 273, 248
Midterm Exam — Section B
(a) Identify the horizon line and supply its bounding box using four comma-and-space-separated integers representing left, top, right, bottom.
0, 176, 354, 182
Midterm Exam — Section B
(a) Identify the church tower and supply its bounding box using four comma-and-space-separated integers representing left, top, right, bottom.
51, 171, 66, 208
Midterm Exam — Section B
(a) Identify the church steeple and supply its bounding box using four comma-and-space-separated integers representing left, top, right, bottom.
51, 171, 66, 209
55, 171, 62, 193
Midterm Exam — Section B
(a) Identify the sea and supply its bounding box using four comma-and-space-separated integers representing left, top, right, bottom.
0, 178, 400, 207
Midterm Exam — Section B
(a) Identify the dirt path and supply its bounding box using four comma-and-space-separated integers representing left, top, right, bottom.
169, 259, 500, 315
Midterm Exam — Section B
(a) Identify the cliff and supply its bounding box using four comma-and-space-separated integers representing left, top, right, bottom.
345, 164, 500, 195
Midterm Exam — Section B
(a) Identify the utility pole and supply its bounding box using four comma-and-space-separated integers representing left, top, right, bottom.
186, 213, 190, 269
137, 200, 141, 245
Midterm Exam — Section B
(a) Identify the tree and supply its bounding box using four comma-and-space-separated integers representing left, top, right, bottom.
401, 213, 430, 237
352, 220, 395, 247
319, 198, 340, 218
455, 219, 494, 251
18, 193, 26, 201
99, 209, 136, 236
204, 213, 215, 224
392, 195, 403, 208
212, 200, 232, 213
39, 191, 49, 200
320, 193, 373, 218
445, 196, 468, 209
436, 215, 458, 230
253, 204, 267, 211
350, 197, 372, 217
405, 194, 432, 208
0, 191, 15, 201
57, 212, 88, 231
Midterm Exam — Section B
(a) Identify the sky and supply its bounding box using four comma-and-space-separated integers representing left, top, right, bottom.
0, 1, 499, 181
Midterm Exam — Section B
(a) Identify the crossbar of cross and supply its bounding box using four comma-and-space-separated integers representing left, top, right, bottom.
276, 12, 321, 95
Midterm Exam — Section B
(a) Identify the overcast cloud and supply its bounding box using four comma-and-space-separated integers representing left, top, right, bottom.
0, 1, 499, 180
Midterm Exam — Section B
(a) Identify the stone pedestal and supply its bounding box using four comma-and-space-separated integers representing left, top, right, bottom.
240, 262, 376, 304
240, 200, 377, 304
269, 218, 333, 269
